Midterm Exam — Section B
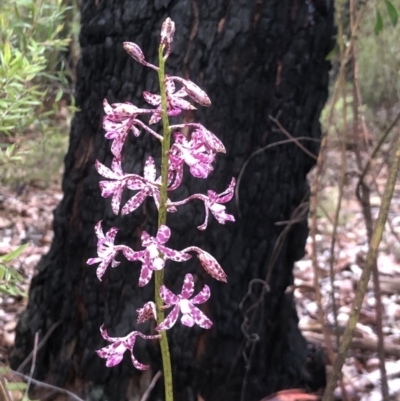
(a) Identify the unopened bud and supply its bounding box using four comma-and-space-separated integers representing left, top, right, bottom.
160, 18, 175, 58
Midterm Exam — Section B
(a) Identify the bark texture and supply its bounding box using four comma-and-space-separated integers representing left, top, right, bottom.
11, 1, 334, 401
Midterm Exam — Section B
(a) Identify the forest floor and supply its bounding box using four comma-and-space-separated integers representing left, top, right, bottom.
1, 148, 400, 401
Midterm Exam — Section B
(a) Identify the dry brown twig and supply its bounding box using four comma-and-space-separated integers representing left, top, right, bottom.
322, 133, 400, 401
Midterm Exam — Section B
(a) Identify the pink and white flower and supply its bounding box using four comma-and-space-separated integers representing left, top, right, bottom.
170, 123, 225, 154
121, 157, 176, 215
96, 325, 160, 370
96, 158, 144, 215
145, 76, 196, 125
103, 99, 162, 157
169, 132, 216, 179
124, 225, 191, 287
87, 221, 124, 281
156, 273, 212, 330
169, 178, 236, 230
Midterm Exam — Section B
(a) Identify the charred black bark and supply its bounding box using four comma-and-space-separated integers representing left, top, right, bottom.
11, 1, 334, 400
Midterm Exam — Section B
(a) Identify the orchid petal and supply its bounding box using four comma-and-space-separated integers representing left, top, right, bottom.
155, 225, 171, 244
191, 284, 211, 304
122, 189, 149, 215
181, 273, 194, 299
155, 304, 180, 331
143, 91, 161, 106
158, 244, 191, 262
160, 285, 179, 305
188, 304, 213, 329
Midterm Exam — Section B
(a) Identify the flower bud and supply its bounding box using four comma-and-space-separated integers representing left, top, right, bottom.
160, 18, 175, 58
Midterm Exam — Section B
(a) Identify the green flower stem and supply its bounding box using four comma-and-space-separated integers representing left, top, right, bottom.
155, 44, 174, 401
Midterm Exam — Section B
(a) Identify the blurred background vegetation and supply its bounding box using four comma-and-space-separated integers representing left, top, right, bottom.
0, 0, 79, 188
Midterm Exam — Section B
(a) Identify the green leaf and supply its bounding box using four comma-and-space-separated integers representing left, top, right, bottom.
0, 243, 28, 262
6, 382, 27, 391
385, 0, 398, 26
55, 88, 63, 102
374, 9, 384, 35
3, 42, 11, 65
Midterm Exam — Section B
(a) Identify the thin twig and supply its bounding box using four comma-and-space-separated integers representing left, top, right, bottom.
139, 371, 162, 401
17, 321, 61, 372
268, 115, 318, 160
357, 108, 400, 190
322, 134, 400, 401
0, 376, 12, 401
8, 370, 85, 401
349, 0, 389, 395
235, 137, 320, 216
26, 332, 39, 395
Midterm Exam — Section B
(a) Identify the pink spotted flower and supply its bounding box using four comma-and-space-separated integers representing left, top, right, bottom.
155, 273, 212, 331
121, 156, 176, 215
124, 225, 191, 287
96, 325, 160, 370
170, 178, 236, 231
96, 157, 144, 215
169, 132, 216, 179
103, 99, 161, 157
87, 221, 125, 281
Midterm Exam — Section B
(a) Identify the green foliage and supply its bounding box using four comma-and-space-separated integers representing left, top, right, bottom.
0, 0, 71, 170
0, 243, 28, 297
0, 0, 73, 303
358, 0, 400, 114
385, 0, 398, 26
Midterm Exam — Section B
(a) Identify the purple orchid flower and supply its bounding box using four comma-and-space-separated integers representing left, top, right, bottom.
169, 132, 216, 179
103, 99, 162, 157
169, 178, 236, 230
144, 76, 196, 125
96, 157, 144, 215
121, 157, 176, 215
96, 325, 160, 370
124, 225, 191, 287
170, 123, 225, 154
155, 273, 212, 331
87, 221, 123, 281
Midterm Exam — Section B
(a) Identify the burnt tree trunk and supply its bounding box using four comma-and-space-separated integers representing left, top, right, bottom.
11, 1, 334, 400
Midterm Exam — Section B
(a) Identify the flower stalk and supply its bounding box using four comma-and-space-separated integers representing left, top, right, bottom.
155, 42, 174, 401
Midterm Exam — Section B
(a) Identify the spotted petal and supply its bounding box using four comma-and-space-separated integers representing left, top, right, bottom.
191, 284, 211, 304
181, 273, 194, 299
188, 304, 213, 329
122, 189, 149, 215
155, 225, 171, 244
155, 304, 180, 331
157, 245, 191, 262
143, 91, 161, 106
160, 285, 179, 305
